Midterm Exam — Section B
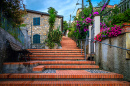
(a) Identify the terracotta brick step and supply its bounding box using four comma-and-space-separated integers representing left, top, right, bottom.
62, 48, 79, 49
32, 53, 84, 55
0, 71, 124, 79
29, 55, 85, 57
61, 47, 78, 48
0, 81, 129, 86
61, 45, 77, 46
61, 43, 76, 44
30, 57, 84, 60
61, 45, 78, 48
3, 61, 94, 66
30, 51, 84, 53
27, 49, 83, 51
33, 66, 44, 72
31, 61, 95, 65
35, 65, 99, 69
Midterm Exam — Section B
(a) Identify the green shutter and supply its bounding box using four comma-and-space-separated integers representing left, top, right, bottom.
33, 34, 40, 43
33, 17, 40, 26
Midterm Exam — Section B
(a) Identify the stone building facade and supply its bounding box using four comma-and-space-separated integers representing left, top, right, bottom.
23, 9, 63, 48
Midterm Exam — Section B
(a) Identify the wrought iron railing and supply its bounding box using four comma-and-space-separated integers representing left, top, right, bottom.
103, 0, 130, 17
0, 16, 24, 45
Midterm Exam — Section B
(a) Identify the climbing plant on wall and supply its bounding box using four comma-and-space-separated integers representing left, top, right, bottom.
46, 7, 62, 49
48, 7, 58, 32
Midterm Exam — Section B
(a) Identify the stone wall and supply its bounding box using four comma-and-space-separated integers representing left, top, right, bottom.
21, 27, 30, 49
2, 63, 38, 73
0, 27, 23, 73
23, 12, 62, 44
95, 33, 130, 81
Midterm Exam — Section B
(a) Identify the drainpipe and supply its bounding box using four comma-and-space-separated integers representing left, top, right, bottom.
31, 22, 32, 48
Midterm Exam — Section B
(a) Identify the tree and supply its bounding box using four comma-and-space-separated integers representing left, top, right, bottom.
63, 21, 68, 34
48, 7, 57, 32
97, 0, 107, 7
0, 0, 26, 27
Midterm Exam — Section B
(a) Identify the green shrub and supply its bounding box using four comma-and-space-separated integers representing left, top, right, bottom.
45, 28, 62, 48
46, 40, 55, 49
124, 9, 130, 23
51, 28, 62, 46
111, 9, 130, 25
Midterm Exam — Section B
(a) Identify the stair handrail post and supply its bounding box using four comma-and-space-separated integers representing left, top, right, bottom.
81, 40, 82, 55
89, 25, 92, 62
85, 39, 86, 60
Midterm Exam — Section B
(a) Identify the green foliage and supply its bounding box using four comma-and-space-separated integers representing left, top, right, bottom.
76, 6, 92, 22
83, 7, 92, 18
63, 21, 68, 32
20, 24, 27, 27
102, 6, 126, 27
72, 16, 78, 21
51, 28, 62, 46
48, 7, 57, 32
111, 6, 120, 16
46, 39, 55, 49
0, 0, 27, 27
97, 0, 107, 7
111, 9, 130, 25
124, 9, 130, 22
68, 28, 75, 38
46, 7, 61, 49
45, 28, 62, 48
8, 29, 21, 43
68, 28, 74, 31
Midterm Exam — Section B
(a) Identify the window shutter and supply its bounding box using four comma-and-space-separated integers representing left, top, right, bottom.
37, 18, 40, 25
33, 34, 40, 43
33, 17, 40, 26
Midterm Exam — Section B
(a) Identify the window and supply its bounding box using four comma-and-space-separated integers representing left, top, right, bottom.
33, 34, 40, 43
33, 17, 40, 26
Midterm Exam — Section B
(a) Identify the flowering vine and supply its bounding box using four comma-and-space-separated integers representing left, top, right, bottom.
76, 17, 93, 39
94, 25, 122, 41
74, 0, 111, 40
100, 0, 110, 14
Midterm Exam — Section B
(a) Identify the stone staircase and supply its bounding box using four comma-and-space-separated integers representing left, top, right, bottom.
0, 36, 130, 86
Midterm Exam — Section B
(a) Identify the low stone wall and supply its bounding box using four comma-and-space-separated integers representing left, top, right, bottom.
95, 33, 130, 81
2, 63, 38, 73
0, 27, 24, 73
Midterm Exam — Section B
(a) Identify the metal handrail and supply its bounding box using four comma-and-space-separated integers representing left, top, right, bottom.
78, 38, 130, 51
77, 37, 130, 61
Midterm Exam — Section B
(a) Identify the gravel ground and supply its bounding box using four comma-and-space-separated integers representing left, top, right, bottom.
42, 69, 56, 73
86, 69, 110, 73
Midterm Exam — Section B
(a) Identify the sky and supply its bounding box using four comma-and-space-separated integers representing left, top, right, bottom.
23, 0, 121, 22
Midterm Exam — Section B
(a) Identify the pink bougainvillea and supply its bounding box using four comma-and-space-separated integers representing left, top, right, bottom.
94, 25, 122, 41
76, 17, 92, 33
100, 22, 107, 32
93, 12, 99, 16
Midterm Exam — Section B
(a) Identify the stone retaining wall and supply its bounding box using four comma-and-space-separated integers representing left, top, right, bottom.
0, 28, 23, 73
95, 33, 130, 81
2, 63, 38, 73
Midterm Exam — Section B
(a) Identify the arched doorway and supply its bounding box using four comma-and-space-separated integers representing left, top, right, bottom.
33, 34, 40, 44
